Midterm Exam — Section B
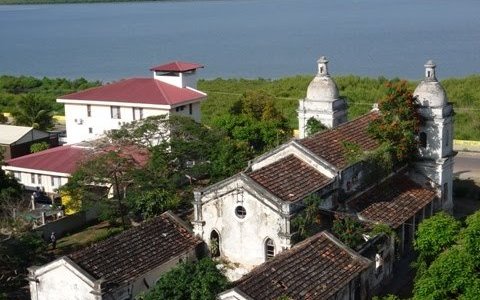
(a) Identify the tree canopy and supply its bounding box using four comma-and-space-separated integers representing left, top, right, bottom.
412, 211, 480, 300
11, 94, 54, 130
140, 258, 229, 300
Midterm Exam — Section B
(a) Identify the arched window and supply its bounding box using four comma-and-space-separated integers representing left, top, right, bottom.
419, 132, 427, 148
265, 238, 275, 260
210, 230, 220, 258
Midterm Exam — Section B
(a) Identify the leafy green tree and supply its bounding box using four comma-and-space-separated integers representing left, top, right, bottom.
291, 193, 324, 241
30, 141, 49, 153
0, 232, 49, 293
368, 80, 419, 164
414, 212, 461, 265
11, 94, 54, 130
306, 117, 326, 136
332, 217, 364, 249
413, 246, 479, 300
141, 258, 229, 300
462, 211, 480, 262
63, 144, 146, 228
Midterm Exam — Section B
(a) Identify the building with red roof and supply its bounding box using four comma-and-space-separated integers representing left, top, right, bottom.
57, 61, 206, 144
1, 145, 87, 194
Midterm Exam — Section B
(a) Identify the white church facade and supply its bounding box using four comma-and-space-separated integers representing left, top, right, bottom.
193, 58, 455, 278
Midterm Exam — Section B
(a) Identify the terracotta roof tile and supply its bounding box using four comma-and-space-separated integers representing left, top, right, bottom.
232, 231, 370, 300
59, 78, 205, 106
248, 155, 332, 202
300, 112, 379, 169
348, 174, 436, 228
69, 212, 201, 291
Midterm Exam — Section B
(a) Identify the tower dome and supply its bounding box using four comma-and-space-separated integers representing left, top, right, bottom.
414, 60, 447, 107
306, 56, 339, 101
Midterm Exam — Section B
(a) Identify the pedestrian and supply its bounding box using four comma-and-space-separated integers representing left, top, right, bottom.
50, 232, 56, 250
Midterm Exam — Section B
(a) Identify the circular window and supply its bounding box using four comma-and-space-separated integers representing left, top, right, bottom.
235, 206, 246, 219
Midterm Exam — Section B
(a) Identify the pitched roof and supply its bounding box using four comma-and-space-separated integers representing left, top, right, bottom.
247, 154, 332, 202
4, 145, 86, 174
68, 212, 201, 292
348, 174, 436, 228
0, 124, 34, 144
300, 112, 379, 169
230, 231, 370, 300
58, 78, 205, 106
149, 61, 204, 72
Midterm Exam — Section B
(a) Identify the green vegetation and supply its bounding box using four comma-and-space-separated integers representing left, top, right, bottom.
0, 75, 100, 116
198, 75, 480, 140
139, 258, 229, 300
55, 221, 123, 255
30, 141, 50, 153
0, 232, 50, 294
63, 115, 253, 225
1, 74, 479, 139
331, 217, 365, 249
412, 211, 480, 300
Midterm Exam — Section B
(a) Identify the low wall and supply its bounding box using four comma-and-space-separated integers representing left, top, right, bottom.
34, 208, 98, 241
453, 140, 480, 152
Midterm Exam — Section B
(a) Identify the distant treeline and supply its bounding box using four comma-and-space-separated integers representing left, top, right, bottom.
0, 75, 101, 115
1, 74, 479, 140
198, 75, 480, 141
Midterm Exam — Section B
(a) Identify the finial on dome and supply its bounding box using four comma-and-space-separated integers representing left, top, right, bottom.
317, 56, 329, 76
424, 59, 437, 81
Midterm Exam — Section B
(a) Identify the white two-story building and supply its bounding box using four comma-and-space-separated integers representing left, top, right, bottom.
57, 61, 207, 144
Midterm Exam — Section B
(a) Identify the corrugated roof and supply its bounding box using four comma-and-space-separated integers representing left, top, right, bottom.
58, 78, 205, 106
232, 231, 370, 300
149, 61, 204, 72
248, 154, 332, 202
69, 212, 202, 292
0, 124, 34, 145
4, 145, 86, 174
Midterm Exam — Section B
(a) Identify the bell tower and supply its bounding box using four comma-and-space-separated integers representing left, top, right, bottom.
298, 57, 347, 138
413, 60, 455, 212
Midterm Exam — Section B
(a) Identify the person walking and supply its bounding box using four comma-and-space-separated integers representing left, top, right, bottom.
50, 232, 56, 250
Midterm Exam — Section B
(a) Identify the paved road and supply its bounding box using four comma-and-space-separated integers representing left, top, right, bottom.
454, 151, 480, 180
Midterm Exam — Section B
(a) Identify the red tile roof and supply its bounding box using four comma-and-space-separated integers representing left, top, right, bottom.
149, 61, 203, 72
69, 212, 202, 292
4, 145, 86, 174
300, 112, 379, 169
248, 154, 332, 202
59, 78, 205, 106
348, 174, 436, 228
231, 231, 370, 300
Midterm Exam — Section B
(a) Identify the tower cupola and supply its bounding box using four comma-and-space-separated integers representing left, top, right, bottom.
414, 59, 447, 107
306, 56, 340, 101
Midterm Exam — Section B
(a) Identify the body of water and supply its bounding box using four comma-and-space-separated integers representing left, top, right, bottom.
0, 0, 479, 82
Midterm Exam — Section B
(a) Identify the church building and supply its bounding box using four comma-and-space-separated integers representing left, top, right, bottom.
192, 57, 455, 280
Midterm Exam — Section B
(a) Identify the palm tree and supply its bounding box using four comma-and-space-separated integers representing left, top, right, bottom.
12, 94, 54, 130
